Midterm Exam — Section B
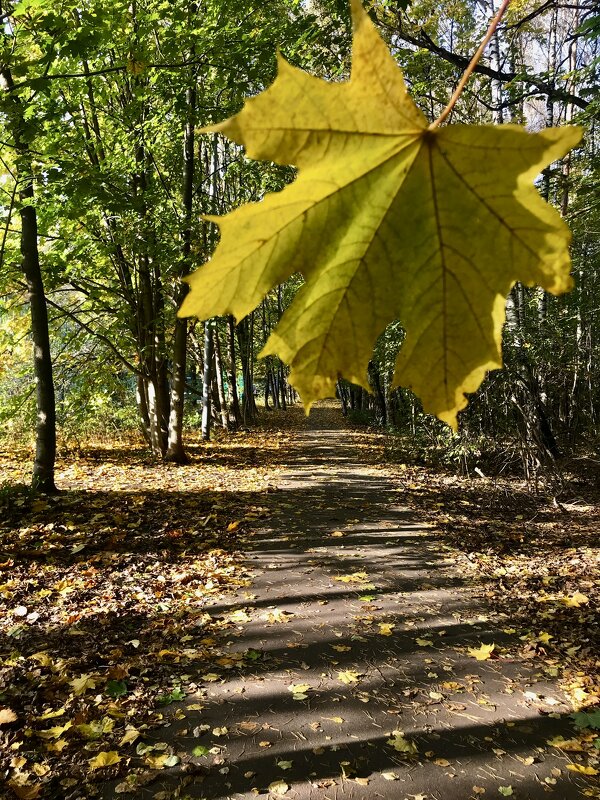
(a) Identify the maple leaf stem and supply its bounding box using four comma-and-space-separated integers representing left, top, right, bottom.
429, 0, 512, 129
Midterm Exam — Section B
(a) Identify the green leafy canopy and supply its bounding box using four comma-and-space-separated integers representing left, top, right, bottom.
180, 0, 581, 428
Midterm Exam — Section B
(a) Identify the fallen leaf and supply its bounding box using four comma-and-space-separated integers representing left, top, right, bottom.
415, 638, 433, 647
119, 728, 140, 746
88, 751, 121, 770
334, 572, 370, 583
145, 753, 180, 769
268, 780, 289, 796
0, 708, 18, 725
379, 623, 395, 636
7, 781, 42, 800
467, 643, 496, 660
288, 683, 311, 694
571, 710, 600, 730
567, 764, 598, 775
387, 731, 418, 754
265, 609, 294, 623
70, 673, 97, 695
516, 755, 535, 766
498, 787, 513, 797
547, 736, 585, 752
35, 707, 66, 721
37, 722, 72, 740
77, 717, 115, 740
337, 670, 361, 684
561, 592, 589, 607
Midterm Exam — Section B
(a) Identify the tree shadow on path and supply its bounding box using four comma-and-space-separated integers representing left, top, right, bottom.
93, 406, 596, 800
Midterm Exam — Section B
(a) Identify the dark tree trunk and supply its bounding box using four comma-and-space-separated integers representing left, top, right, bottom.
201, 320, 214, 440
22, 204, 57, 492
368, 361, 387, 426
213, 325, 229, 429
226, 315, 242, 427
166, 75, 196, 462
278, 362, 287, 410
1, 62, 57, 492
237, 315, 257, 425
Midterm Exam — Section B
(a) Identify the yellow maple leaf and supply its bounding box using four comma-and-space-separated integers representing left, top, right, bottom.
88, 751, 121, 770
76, 717, 115, 740
288, 683, 311, 694
546, 736, 585, 751
338, 670, 362, 684
36, 721, 72, 740
379, 623, 395, 636
45, 738, 68, 753
179, 0, 581, 428
468, 642, 496, 660
69, 673, 97, 696
334, 572, 370, 583
119, 728, 140, 746
29, 652, 53, 668
561, 592, 589, 607
268, 780, 289, 796
567, 764, 598, 775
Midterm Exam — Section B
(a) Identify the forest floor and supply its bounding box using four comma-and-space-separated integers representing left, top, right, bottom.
0, 403, 598, 800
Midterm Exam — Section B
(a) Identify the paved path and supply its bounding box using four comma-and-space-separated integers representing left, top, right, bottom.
109, 409, 591, 800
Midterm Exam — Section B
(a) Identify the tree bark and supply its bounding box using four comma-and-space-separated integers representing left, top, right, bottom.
213, 325, 229, 429
201, 320, 214, 440
166, 74, 197, 462
237, 315, 257, 425
226, 315, 242, 427
1, 60, 57, 492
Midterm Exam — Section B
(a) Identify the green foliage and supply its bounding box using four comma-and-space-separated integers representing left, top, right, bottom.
571, 710, 600, 731
181, 0, 580, 429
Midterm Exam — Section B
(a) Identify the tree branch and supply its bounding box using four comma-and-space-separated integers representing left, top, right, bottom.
8, 56, 208, 91
31, 286, 145, 378
397, 29, 589, 110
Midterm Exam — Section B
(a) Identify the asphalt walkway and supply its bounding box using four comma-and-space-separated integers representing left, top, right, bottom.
106, 407, 592, 800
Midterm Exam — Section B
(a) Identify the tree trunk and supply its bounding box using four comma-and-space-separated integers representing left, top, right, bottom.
226, 315, 242, 427
201, 320, 214, 440
1, 62, 57, 492
23, 203, 57, 492
166, 75, 196, 462
237, 315, 257, 425
213, 325, 229, 429
278, 361, 287, 410
368, 360, 387, 426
